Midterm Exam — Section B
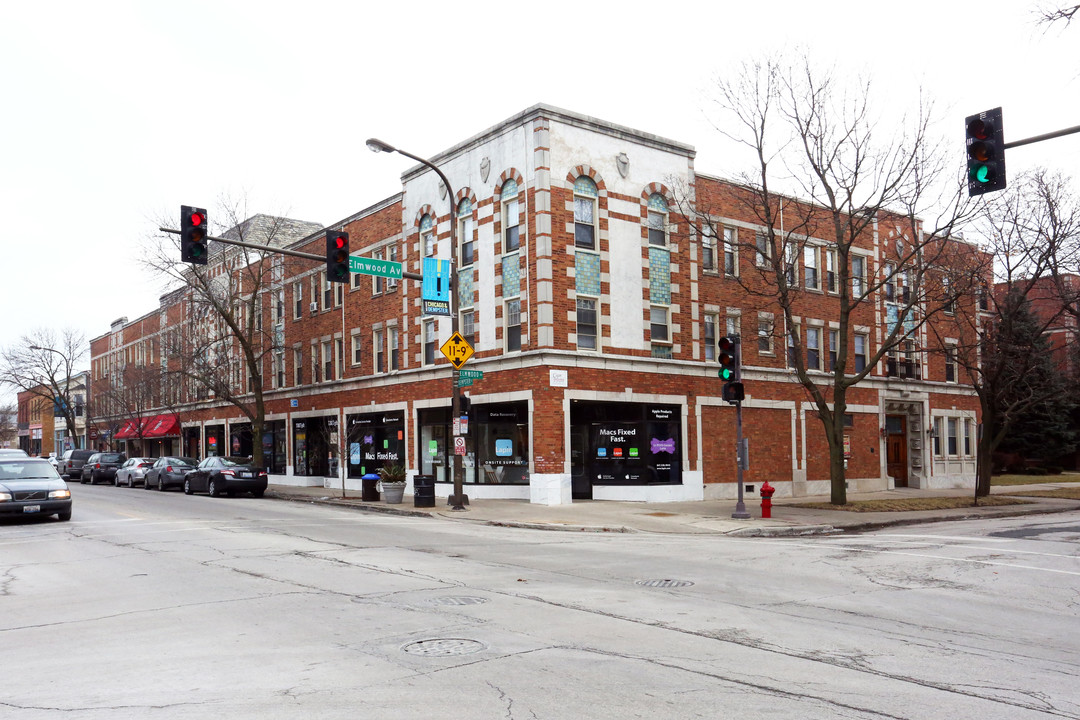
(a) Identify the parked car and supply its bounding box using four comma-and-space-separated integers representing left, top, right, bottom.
80, 452, 127, 485
58, 449, 94, 479
184, 456, 268, 498
0, 449, 29, 458
144, 456, 198, 491
46, 452, 59, 469
115, 457, 154, 488
0, 456, 72, 521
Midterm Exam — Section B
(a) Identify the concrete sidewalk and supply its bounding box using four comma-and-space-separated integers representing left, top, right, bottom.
264, 482, 1080, 536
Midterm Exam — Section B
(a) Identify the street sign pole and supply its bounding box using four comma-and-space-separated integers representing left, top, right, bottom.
732, 399, 750, 519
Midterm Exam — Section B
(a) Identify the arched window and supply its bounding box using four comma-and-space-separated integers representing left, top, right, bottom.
420, 214, 435, 258
502, 179, 520, 253
458, 199, 474, 267
647, 193, 668, 246
574, 177, 597, 249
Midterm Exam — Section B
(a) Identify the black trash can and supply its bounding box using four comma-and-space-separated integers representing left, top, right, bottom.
361, 473, 380, 502
413, 474, 435, 508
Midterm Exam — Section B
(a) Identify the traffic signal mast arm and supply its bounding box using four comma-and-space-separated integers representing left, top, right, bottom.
160, 226, 424, 281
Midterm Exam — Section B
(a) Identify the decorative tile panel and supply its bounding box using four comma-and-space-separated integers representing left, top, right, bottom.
647, 193, 668, 212
420, 214, 434, 232
459, 268, 474, 308
502, 254, 520, 297
575, 251, 600, 296
501, 179, 518, 200
574, 176, 598, 197
649, 247, 671, 304
457, 199, 472, 217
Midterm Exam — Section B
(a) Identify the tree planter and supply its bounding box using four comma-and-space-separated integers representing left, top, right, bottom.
379, 481, 406, 504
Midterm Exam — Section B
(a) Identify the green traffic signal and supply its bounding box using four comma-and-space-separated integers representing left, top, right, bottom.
965, 108, 1006, 196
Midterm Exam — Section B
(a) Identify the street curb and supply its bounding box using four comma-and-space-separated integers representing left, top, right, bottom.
480, 520, 635, 533
726, 525, 840, 537
264, 491, 435, 519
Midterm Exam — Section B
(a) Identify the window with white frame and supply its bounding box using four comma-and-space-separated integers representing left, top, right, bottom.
309, 275, 318, 312
335, 338, 343, 380
650, 306, 670, 345
387, 244, 398, 290
884, 262, 896, 302
577, 298, 597, 350
758, 316, 774, 355
945, 344, 958, 383
947, 417, 959, 456
851, 255, 867, 298
943, 275, 955, 315
322, 272, 332, 310
503, 182, 521, 253
574, 177, 597, 250
389, 326, 399, 370
421, 214, 436, 258
806, 326, 822, 370
784, 242, 798, 287
322, 340, 333, 382
828, 329, 839, 372
704, 313, 717, 361
505, 299, 522, 352
373, 249, 386, 294
423, 319, 436, 366
933, 417, 943, 455
755, 232, 770, 268
462, 310, 475, 348
294, 347, 302, 386
787, 326, 798, 368
293, 281, 302, 319
311, 342, 320, 383
702, 228, 717, 271
825, 248, 838, 293
458, 199, 474, 267
964, 419, 974, 456
374, 329, 384, 374
274, 351, 285, 389
851, 334, 868, 375
647, 194, 668, 247
724, 226, 737, 276
725, 314, 739, 338
804, 246, 820, 290
352, 333, 362, 366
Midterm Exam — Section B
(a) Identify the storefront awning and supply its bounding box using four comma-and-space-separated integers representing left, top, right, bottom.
114, 415, 181, 440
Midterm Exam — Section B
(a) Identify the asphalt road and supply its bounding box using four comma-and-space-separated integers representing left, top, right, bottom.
2, 482, 1078, 719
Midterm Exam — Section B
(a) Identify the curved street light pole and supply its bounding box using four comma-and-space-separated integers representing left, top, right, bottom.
367, 138, 467, 511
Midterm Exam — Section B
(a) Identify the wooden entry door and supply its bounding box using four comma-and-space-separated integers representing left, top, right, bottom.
885, 415, 908, 488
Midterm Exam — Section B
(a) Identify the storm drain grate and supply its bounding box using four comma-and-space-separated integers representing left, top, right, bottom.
403, 638, 486, 657
636, 579, 694, 588
425, 596, 489, 607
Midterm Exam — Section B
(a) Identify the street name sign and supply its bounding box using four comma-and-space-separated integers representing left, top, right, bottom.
350, 256, 403, 279
459, 369, 484, 379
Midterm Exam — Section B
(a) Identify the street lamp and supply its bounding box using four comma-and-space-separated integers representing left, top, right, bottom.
367, 137, 467, 511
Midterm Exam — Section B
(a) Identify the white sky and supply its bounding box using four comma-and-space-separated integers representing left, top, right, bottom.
2, 0, 1078, 402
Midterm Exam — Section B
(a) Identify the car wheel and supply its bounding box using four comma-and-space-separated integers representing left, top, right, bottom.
158, 477, 166, 491
208, 479, 219, 497
80, 474, 88, 484
57, 510, 71, 521
144, 476, 153, 489
184, 478, 193, 495
252, 490, 265, 498
114, 476, 119, 487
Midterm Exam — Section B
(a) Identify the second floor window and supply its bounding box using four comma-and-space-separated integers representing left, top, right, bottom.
577, 298, 597, 350
724, 227, 737, 275
458, 199, 475, 267
825, 249, 838, 293
704, 314, 717, 361
374, 329, 384, 374
804, 246, 819, 290
293, 281, 303, 319
945, 345, 958, 383
506, 299, 522, 352
421, 214, 436, 257
647, 194, 668, 246
852, 256, 867, 298
423, 320, 436, 366
389, 327, 399, 371
854, 333, 868, 373
806, 327, 822, 370
503, 181, 520, 253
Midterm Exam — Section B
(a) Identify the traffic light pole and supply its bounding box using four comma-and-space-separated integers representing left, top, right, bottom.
1003, 122, 1080, 150
732, 399, 750, 519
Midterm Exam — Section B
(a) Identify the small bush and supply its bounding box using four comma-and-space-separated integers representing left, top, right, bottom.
1024, 467, 1049, 476
1044, 465, 1064, 475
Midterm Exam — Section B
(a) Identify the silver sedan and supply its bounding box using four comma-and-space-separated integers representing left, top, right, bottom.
114, 457, 154, 488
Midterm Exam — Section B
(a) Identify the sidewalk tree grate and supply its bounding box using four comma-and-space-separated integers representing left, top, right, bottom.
425, 596, 489, 606
636, 579, 694, 588
403, 638, 486, 657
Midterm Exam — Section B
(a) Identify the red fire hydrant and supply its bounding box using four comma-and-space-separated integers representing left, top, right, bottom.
760, 481, 776, 519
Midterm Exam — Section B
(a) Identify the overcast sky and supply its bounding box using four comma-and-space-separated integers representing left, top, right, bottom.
2, 0, 1078, 403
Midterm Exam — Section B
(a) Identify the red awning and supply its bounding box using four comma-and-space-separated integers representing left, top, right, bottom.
114, 420, 139, 440
113, 415, 180, 440
144, 414, 180, 439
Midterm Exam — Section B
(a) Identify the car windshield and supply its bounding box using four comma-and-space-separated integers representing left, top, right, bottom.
221, 457, 250, 466
0, 460, 60, 480
100, 454, 124, 462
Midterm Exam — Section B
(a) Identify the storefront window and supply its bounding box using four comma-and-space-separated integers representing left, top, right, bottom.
418, 408, 450, 483
293, 416, 338, 477
346, 411, 405, 478
204, 424, 225, 458
475, 402, 529, 484
570, 401, 682, 491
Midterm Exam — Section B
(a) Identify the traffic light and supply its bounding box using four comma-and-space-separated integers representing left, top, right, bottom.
717, 335, 740, 382
180, 205, 208, 264
326, 230, 349, 283
718, 335, 744, 404
965, 107, 1006, 197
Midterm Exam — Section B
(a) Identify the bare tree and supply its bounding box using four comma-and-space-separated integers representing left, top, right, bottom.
0, 403, 17, 447
1036, 2, 1080, 28
93, 361, 173, 456
680, 55, 979, 504
0, 328, 87, 449
930, 170, 1076, 496
143, 197, 322, 468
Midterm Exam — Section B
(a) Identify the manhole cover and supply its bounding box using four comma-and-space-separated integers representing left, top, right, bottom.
403, 638, 486, 657
636, 579, 694, 588
425, 596, 489, 606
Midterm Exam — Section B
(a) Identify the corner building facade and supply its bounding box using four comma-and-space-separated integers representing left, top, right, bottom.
91, 104, 980, 503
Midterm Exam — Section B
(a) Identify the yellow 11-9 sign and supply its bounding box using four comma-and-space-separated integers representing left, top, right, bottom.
439, 332, 474, 369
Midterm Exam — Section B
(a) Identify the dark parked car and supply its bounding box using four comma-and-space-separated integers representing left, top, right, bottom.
0, 457, 72, 521
184, 456, 268, 498
58, 449, 94, 479
80, 452, 127, 485
115, 457, 154, 487
144, 456, 198, 491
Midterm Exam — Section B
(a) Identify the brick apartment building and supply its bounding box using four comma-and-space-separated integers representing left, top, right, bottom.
89, 104, 981, 503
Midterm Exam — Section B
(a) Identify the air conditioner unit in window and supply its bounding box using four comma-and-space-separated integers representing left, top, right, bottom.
310, 302, 318, 314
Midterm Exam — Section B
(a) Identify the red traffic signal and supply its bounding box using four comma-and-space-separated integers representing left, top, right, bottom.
181, 205, 208, 265
326, 230, 350, 283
